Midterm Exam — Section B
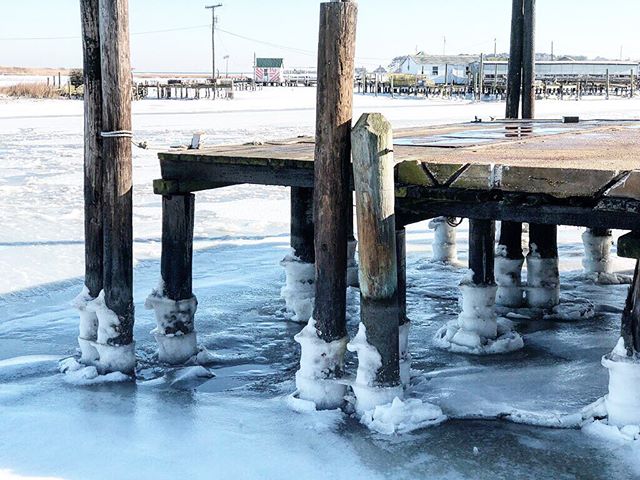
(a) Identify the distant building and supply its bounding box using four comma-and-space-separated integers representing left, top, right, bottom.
475, 60, 639, 84
389, 54, 479, 84
283, 67, 317, 85
255, 58, 284, 84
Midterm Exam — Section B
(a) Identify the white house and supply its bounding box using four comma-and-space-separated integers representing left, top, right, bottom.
389, 54, 479, 85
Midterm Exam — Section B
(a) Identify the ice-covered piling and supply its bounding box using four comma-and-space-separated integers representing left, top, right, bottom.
73, 286, 99, 364
581, 228, 629, 284
428, 216, 458, 263
435, 219, 523, 354
602, 339, 640, 427
280, 255, 315, 322
526, 224, 560, 309
350, 113, 404, 413
148, 193, 199, 364
495, 221, 524, 307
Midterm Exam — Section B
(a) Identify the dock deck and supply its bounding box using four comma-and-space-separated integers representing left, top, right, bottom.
155, 119, 640, 230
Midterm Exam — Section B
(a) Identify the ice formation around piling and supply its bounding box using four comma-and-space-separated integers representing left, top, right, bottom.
428, 217, 458, 264
280, 254, 315, 322
434, 283, 524, 354
360, 397, 447, 434
294, 318, 348, 410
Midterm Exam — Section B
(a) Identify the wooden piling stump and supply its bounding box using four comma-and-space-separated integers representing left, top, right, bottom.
527, 223, 560, 308
290, 187, 315, 263
350, 112, 401, 409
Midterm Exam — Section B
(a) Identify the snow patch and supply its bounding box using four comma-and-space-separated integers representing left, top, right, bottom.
59, 357, 131, 385
434, 283, 524, 354
280, 254, 315, 323
294, 318, 348, 409
361, 397, 446, 434
428, 217, 458, 263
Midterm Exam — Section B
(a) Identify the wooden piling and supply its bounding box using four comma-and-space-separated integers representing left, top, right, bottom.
498, 221, 523, 260
161, 194, 195, 305
529, 224, 557, 259
469, 219, 495, 285
352, 112, 399, 387
521, 0, 535, 119
291, 187, 315, 263
80, 0, 103, 299
506, 0, 524, 118
312, 0, 357, 343
606, 69, 610, 99
99, 0, 134, 346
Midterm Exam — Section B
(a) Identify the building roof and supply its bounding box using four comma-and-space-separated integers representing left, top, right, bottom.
389, 54, 480, 73
256, 58, 284, 68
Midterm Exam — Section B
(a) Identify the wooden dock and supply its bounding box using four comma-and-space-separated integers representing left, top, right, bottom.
154, 119, 640, 230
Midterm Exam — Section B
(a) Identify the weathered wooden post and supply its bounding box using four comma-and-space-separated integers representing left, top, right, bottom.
145, 194, 199, 364
496, 0, 525, 308
281, 187, 316, 322
74, 0, 103, 365
606, 69, 610, 99
521, 0, 535, 118
581, 228, 625, 284
435, 219, 523, 354
348, 112, 402, 413
396, 226, 411, 386
294, 0, 357, 409
93, 0, 135, 374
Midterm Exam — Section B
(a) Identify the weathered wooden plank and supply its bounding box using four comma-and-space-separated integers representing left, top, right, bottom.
152, 179, 234, 195
352, 112, 399, 388
80, 0, 103, 299
604, 171, 640, 200
312, 0, 357, 343
100, 0, 134, 347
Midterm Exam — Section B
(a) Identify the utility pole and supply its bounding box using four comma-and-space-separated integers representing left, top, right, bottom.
551, 40, 554, 61
205, 4, 222, 82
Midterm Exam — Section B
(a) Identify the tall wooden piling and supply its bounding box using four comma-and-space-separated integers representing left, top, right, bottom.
506, 0, 524, 118
521, 0, 536, 118
80, 0, 103, 299
161, 194, 195, 304
312, 0, 357, 343
351, 113, 399, 388
396, 227, 407, 326
99, 0, 134, 347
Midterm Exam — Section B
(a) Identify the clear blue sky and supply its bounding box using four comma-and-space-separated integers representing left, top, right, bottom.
0, 0, 638, 73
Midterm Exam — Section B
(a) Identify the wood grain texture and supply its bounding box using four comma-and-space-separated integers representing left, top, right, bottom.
352, 112, 399, 387
521, 0, 536, 119
469, 219, 496, 285
80, 0, 103, 298
312, 1, 357, 342
99, 0, 134, 344
506, 0, 524, 119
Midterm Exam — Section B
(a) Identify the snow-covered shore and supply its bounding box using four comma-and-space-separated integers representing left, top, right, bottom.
1, 89, 640, 479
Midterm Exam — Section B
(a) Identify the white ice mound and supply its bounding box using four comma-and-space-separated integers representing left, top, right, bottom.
601, 338, 640, 427
434, 284, 524, 354
428, 217, 458, 264
347, 323, 404, 414
59, 357, 131, 385
294, 318, 348, 410
361, 397, 446, 435
280, 255, 315, 323
582, 229, 613, 274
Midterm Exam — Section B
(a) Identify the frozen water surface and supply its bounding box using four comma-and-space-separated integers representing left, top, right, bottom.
1, 89, 640, 479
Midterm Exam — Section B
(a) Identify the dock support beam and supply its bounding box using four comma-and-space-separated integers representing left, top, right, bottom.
436, 219, 523, 354
76, 0, 103, 365
146, 194, 198, 364
294, 0, 357, 409
281, 187, 315, 322
349, 113, 402, 414
526, 224, 560, 308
